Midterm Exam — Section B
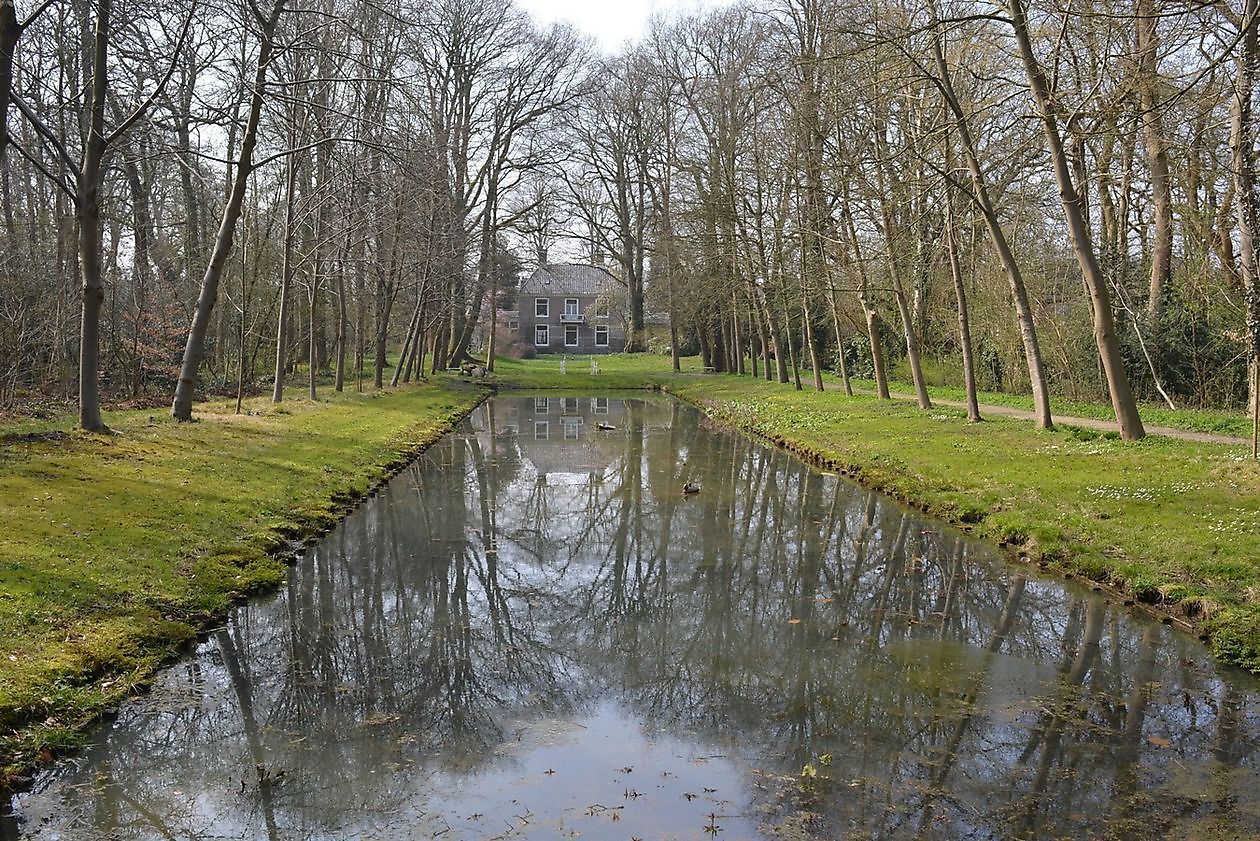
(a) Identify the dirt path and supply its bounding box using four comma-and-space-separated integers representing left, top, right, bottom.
878, 390, 1250, 446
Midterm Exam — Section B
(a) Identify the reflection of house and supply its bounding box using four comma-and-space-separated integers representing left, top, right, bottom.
512, 396, 624, 477
474, 397, 672, 478
518, 264, 626, 354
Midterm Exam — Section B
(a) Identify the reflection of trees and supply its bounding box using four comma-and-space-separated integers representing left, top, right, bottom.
15, 397, 1260, 841
553, 400, 1260, 840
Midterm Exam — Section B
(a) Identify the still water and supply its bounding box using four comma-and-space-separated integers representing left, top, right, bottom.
4, 396, 1259, 840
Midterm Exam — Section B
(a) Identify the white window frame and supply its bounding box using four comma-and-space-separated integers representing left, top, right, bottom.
507, 320, 519, 331
563, 421, 580, 440
534, 421, 549, 440
564, 298, 580, 317
534, 397, 549, 413
594, 325, 609, 347
563, 397, 579, 413
564, 324, 579, 347
534, 324, 549, 346
593, 397, 609, 415
535, 297, 549, 317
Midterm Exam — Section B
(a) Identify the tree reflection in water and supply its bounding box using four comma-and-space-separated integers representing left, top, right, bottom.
6, 396, 1260, 840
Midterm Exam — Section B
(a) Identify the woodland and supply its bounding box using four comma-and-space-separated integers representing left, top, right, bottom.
0, 0, 1258, 445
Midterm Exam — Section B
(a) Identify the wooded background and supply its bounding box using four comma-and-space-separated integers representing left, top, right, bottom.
0, 0, 1256, 441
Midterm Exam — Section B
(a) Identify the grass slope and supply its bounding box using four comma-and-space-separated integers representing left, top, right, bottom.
861, 375, 1253, 438
0, 379, 486, 787
488, 353, 706, 390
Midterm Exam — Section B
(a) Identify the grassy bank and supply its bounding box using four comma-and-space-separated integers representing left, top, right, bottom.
0, 378, 486, 788
488, 352, 1252, 437
489, 355, 1260, 674
863, 374, 1252, 438
489, 353, 705, 389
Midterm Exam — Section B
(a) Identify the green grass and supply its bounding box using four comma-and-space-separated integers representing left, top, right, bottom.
873, 363, 1251, 438
0, 377, 486, 786
488, 353, 706, 390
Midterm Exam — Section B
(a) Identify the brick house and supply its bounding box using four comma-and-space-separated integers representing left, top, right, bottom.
515, 264, 626, 354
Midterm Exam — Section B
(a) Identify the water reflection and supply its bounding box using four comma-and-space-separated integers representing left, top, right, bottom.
6, 396, 1260, 840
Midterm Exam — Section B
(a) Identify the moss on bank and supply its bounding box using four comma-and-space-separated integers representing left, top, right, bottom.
0, 379, 487, 789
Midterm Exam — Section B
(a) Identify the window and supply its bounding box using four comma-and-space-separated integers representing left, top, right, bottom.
534, 397, 550, 413
595, 325, 609, 347
562, 397, 578, 413
564, 421, 580, 440
535, 298, 549, 317
565, 324, 579, 346
593, 397, 609, 415
534, 421, 549, 440
507, 320, 519, 331
534, 324, 549, 346
564, 298, 579, 316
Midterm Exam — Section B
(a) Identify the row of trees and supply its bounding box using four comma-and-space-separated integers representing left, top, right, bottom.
1, 0, 1258, 444
560, 0, 1260, 443
1, 0, 582, 428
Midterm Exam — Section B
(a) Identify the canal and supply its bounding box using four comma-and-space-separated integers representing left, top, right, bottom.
5, 395, 1259, 839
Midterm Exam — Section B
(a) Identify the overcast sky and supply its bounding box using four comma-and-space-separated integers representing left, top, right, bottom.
514, 0, 730, 52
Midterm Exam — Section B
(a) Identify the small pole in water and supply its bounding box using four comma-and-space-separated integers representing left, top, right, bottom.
559, 356, 567, 375
590, 356, 599, 375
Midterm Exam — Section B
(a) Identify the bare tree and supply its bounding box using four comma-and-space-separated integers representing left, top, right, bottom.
172, 0, 285, 421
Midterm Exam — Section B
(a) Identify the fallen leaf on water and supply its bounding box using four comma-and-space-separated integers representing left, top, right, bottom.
1148, 736, 1171, 747
787, 618, 802, 625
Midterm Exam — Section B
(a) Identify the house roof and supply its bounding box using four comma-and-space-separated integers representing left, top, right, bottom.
519, 264, 620, 297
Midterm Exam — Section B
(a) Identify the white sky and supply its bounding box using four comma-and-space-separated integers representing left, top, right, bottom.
515, 0, 732, 53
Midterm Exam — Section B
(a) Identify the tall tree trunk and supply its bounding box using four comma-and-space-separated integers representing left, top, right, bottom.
927, 0, 1050, 427
0, 1, 19, 160
334, 261, 348, 392
759, 284, 789, 383
271, 149, 298, 402
234, 216, 249, 414
872, 108, 931, 409
121, 152, 154, 397
308, 269, 319, 401
1136, 0, 1173, 322
826, 288, 853, 396
391, 290, 424, 387
944, 193, 981, 422
798, 243, 823, 392
76, 0, 110, 432
1006, 0, 1145, 439
172, 0, 286, 421
1231, 0, 1260, 456
841, 203, 889, 398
